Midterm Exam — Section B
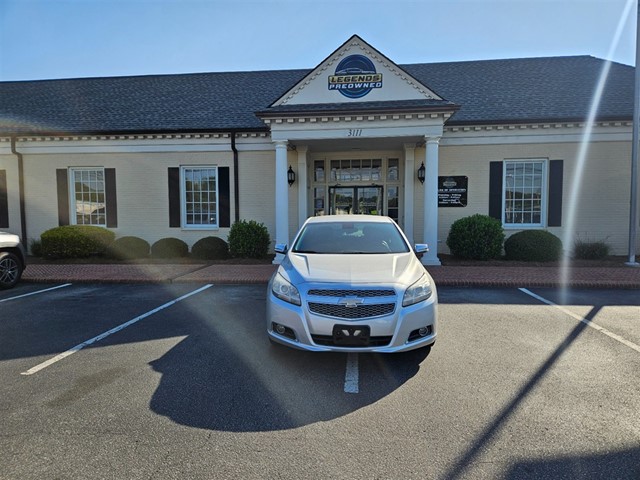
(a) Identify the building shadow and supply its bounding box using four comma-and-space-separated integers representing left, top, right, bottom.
437, 304, 604, 480
505, 446, 640, 479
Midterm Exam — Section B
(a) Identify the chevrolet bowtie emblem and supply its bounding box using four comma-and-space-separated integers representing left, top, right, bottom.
338, 297, 365, 308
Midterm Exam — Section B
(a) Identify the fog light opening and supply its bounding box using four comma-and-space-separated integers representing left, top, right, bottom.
408, 326, 433, 343
271, 322, 297, 340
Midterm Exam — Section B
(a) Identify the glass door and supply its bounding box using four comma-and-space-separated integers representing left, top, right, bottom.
329, 186, 383, 215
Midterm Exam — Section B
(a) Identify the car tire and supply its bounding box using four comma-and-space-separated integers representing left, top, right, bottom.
0, 252, 23, 289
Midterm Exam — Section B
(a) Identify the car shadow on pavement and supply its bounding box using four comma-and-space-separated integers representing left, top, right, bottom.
148, 316, 430, 432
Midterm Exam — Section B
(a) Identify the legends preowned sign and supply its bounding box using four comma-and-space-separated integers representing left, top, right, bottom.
328, 54, 383, 99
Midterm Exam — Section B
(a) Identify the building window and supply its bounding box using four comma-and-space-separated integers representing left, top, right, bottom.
503, 160, 546, 227
181, 166, 218, 228
70, 168, 106, 226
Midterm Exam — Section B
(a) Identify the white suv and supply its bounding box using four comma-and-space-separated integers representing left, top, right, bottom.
0, 232, 26, 289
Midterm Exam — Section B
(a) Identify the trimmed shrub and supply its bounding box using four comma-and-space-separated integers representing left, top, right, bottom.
446, 214, 504, 260
29, 238, 42, 257
504, 230, 563, 262
151, 237, 189, 259
107, 236, 150, 260
40, 225, 115, 259
228, 220, 271, 259
191, 236, 229, 260
573, 239, 610, 260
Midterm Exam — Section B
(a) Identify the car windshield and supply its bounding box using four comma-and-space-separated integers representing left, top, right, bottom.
291, 221, 410, 254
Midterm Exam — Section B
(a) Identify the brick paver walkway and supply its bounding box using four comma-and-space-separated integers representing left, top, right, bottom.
22, 263, 640, 288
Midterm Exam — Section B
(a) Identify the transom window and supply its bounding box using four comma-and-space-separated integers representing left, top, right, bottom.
70, 168, 106, 226
312, 156, 400, 222
503, 160, 546, 227
181, 166, 218, 228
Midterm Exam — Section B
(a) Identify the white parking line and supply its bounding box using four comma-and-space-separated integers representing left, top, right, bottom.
344, 353, 359, 393
519, 288, 640, 354
21, 284, 213, 376
0, 283, 72, 303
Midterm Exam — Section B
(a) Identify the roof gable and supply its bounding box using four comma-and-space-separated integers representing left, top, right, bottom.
271, 34, 443, 107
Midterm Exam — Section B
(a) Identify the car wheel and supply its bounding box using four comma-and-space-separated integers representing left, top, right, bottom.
0, 252, 23, 289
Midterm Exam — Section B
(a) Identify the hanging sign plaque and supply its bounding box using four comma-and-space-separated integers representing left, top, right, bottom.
438, 176, 468, 207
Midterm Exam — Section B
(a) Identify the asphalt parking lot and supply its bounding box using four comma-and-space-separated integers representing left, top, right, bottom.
1, 282, 639, 479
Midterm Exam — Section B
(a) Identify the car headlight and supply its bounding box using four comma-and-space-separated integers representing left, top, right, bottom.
402, 274, 433, 307
272, 273, 301, 306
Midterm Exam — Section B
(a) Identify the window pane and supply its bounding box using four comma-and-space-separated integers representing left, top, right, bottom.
503, 161, 544, 226
371, 159, 381, 181
361, 159, 371, 181
387, 159, 399, 181
71, 168, 107, 226
182, 167, 218, 227
330, 160, 340, 181
314, 161, 325, 182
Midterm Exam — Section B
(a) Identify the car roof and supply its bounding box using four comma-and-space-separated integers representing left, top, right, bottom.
304, 215, 394, 225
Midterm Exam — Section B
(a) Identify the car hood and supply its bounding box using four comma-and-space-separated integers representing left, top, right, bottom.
280, 252, 425, 286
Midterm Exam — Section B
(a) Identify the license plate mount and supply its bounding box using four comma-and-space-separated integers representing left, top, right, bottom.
332, 324, 371, 346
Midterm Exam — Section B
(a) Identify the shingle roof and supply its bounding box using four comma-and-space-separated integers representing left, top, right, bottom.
0, 56, 633, 135
403, 56, 634, 125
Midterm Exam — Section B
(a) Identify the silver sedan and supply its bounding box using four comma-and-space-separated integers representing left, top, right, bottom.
266, 215, 437, 353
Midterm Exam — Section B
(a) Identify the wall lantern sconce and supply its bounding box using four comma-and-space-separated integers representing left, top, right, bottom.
287, 166, 296, 186
417, 162, 425, 184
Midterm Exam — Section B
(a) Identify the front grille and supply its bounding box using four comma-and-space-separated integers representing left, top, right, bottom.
308, 289, 395, 298
312, 334, 393, 348
308, 302, 395, 319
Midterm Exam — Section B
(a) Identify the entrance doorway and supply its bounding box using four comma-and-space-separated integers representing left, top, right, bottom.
329, 186, 383, 215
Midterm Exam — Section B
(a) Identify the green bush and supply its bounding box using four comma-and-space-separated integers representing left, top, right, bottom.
40, 225, 115, 259
573, 239, 610, 260
107, 236, 150, 260
228, 220, 271, 259
191, 236, 229, 260
29, 238, 42, 257
151, 237, 189, 259
446, 214, 504, 260
504, 230, 563, 261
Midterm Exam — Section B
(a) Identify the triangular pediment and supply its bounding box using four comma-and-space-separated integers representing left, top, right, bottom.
271, 35, 443, 107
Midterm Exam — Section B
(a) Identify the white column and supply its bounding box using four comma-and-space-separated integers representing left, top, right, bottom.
297, 145, 309, 229
274, 141, 289, 264
403, 143, 416, 243
422, 136, 441, 265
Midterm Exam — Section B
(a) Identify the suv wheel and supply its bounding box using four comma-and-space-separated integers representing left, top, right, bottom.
0, 252, 23, 289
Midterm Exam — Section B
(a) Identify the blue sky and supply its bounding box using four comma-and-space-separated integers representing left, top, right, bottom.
0, 0, 636, 81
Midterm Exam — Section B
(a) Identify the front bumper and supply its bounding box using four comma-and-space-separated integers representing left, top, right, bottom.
266, 282, 437, 353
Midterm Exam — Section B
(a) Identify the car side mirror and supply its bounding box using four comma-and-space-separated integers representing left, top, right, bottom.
274, 243, 288, 254
414, 244, 429, 259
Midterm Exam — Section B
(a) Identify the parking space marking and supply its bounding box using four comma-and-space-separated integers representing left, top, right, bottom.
344, 353, 359, 393
0, 283, 72, 304
519, 288, 640, 354
21, 284, 213, 376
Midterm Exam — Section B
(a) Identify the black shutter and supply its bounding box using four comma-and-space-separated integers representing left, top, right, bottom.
548, 160, 563, 227
489, 161, 503, 220
105, 168, 118, 228
218, 167, 230, 228
56, 169, 70, 226
0, 170, 8, 228
168, 167, 180, 228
